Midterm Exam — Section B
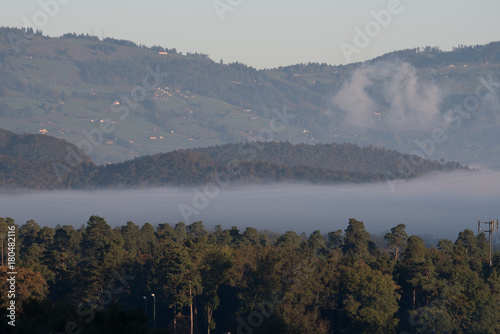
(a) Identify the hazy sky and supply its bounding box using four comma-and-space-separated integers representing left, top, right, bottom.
2, 0, 500, 68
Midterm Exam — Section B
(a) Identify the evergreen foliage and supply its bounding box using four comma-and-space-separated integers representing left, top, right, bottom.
1, 216, 499, 333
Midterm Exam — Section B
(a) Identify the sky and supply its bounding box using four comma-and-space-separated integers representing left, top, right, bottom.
2, 0, 500, 69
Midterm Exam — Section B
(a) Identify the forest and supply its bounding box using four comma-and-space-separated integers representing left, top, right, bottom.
0, 127, 468, 190
0, 216, 499, 333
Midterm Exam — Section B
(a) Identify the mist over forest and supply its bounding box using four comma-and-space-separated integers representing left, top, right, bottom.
2, 170, 499, 242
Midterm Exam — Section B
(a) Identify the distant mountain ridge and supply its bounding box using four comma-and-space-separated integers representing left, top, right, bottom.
1, 27, 499, 167
367, 43, 500, 68
0, 128, 468, 190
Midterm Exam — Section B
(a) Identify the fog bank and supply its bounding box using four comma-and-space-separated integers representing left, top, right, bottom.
2, 170, 500, 240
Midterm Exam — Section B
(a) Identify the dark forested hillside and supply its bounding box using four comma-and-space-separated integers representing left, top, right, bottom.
195, 142, 465, 176
0, 155, 95, 189
0, 128, 91, 162
94, 151, 385, 187
0, 128, 95, 189
1, 216, 499, 333
0, 129, 468, 190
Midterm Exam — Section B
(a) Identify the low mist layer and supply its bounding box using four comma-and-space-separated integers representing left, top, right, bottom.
2, 170, 500, 241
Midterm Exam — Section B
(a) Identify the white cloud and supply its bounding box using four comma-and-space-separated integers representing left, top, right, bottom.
331, 62, 443, 131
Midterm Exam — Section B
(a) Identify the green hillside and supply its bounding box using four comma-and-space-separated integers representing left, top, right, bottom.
1, 27, 500, 166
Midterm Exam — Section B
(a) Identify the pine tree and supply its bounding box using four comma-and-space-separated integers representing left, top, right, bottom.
385, 224, 408, 260
201, 249, 233, 333
342, 218, 374, 262
338, 261, 399, 333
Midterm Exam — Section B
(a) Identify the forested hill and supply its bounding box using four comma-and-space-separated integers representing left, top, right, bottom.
94, 142, 467, 188
92, 149, 383, 187
0, 128, 94, 189
0, 128, 469, 189
194, 142, 465, 176
367, 42, 500, 68
0, 127, 90, 162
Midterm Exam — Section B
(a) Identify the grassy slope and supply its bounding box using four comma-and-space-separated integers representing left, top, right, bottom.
0, 34, 315, 163
1, 29, 500, 166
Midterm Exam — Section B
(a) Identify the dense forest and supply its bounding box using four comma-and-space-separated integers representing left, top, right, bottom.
0, 216, 499, 333
0, 128, 95, 189
369, 43, 500, 68
194, 142, 465, 176
0, 128, 468, 190
0, 127, 91, 162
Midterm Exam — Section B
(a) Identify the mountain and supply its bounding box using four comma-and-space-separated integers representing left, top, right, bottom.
1, 27, 499, 167
0, 128, 468, 190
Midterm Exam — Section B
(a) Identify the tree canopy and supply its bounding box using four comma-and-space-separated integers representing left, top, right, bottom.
1, 216, 498, 333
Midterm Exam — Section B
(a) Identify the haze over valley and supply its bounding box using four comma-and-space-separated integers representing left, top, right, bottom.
2, 170, 500, 242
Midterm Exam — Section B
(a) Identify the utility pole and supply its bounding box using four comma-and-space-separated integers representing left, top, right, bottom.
151, 293, 156, 330
478, 219, 499, 268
